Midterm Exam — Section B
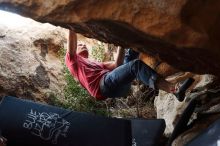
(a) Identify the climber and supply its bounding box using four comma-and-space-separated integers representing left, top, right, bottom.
65, 30, 194, 102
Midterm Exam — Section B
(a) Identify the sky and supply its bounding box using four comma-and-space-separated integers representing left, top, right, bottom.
0, 10, 28, 27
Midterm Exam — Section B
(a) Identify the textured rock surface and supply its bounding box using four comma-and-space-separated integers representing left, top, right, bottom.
172, 114, 220, 146
155, 74, 217, 135
0, 15, 66, 101
0, 0, 220, 75
155, 90, 184, 135
140, 52, 180, 77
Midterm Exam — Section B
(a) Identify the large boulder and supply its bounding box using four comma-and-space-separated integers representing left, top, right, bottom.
0, 0, 220, 75
0, 15, 66, 101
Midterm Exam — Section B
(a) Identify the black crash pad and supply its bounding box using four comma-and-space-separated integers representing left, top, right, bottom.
0, 96, 165, 146
131, 118, 165, 146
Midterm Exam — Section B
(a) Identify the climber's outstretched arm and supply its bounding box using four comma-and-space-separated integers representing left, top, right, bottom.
67, 30, 77, 57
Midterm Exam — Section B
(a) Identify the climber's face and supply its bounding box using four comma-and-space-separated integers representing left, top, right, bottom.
77, 43, 89, 58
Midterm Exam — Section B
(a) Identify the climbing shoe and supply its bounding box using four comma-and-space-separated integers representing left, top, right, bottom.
174, 78, 195, 102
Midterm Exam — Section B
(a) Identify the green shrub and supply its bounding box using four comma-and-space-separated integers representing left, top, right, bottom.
91, 42, 105, 62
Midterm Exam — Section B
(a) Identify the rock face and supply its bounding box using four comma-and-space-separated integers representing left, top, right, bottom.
155, 74, 215, 135
0, 15, 66, 101
154, 74, 220, 146
0, 0, 220, 75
